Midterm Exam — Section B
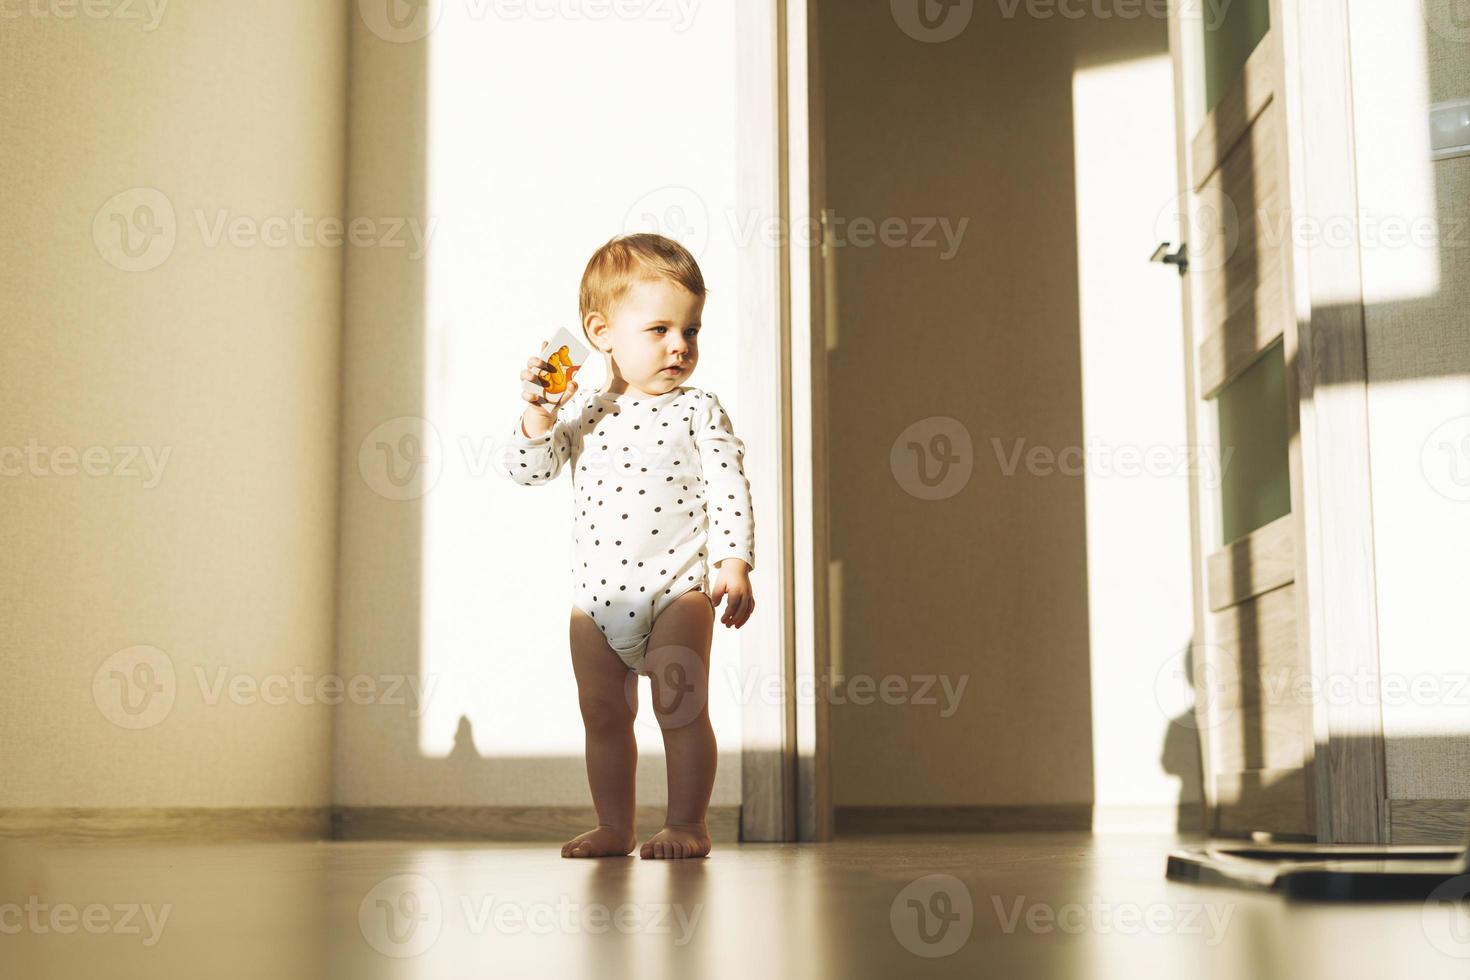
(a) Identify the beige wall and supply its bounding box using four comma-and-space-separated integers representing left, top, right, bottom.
0, 4, 347, 805
820, 5, 1193, 812
1350, 0, 1470, 800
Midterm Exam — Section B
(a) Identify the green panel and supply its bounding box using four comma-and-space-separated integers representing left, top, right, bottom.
1202, 0, 1270, 112
1216, 340, 1291, 545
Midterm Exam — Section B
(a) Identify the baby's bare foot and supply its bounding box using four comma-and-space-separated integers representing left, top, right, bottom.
561, 825, 635, 858
639, 823, 711, 859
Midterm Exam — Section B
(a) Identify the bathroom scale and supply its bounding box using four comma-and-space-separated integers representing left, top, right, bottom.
1166, 828, 1470, 901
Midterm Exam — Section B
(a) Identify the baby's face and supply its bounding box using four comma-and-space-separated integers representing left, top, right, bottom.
597, 277, 703, 395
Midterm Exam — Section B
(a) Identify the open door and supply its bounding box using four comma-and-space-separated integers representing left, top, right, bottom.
1166, 0, 1316, 839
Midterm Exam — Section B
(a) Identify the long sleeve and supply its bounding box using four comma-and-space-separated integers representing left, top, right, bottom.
496, 396, 578, 486
694, 392, 755, 572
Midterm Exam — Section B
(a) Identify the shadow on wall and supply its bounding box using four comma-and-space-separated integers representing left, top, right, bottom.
1161, 640, 1206, 834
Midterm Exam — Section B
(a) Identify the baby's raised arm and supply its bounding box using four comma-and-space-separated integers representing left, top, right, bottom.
497, 342, 580, 486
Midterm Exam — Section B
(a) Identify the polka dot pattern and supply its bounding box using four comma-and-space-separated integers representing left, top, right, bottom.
497, 384, 755, 671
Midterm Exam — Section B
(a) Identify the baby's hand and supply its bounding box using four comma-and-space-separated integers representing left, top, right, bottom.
520, 340, 579, 431
710, 560, 754, 629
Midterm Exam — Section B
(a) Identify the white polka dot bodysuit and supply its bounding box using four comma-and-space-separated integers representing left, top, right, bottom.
497, 384, 755, 673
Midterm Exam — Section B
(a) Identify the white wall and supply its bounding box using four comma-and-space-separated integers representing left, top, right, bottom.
334, 1, 747, 807
1349, 0, 1470, 799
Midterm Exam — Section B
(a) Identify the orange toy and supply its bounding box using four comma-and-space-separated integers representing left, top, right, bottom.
541, 345, 581, 404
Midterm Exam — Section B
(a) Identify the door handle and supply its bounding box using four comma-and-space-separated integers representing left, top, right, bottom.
1150, 242, 1189, 276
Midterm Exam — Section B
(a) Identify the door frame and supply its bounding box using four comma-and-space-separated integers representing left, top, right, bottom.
1273, 0, 1388, 844
734, 0, 835, 842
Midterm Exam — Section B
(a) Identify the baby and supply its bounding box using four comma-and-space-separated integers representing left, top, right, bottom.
497, 233, 756, 859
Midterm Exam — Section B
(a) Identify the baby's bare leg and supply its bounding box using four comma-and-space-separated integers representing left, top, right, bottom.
640, 588, 716, 859
562, 606, 637, 858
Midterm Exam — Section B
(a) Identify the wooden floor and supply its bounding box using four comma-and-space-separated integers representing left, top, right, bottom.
2, 831, 1466, 978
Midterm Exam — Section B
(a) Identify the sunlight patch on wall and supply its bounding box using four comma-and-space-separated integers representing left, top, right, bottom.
1073, 54, 1199, 816
412, 2, 745, 782
1348, 0, 1442, 306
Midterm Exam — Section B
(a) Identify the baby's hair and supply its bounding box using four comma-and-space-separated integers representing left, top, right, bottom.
579, 233, 707, 343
